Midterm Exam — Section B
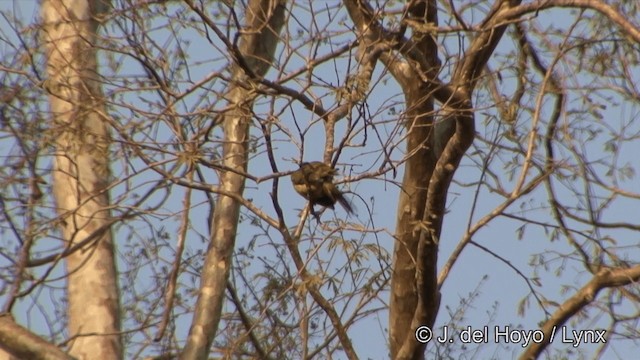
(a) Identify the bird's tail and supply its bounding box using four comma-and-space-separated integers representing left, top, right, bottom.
336, 192, 354, 214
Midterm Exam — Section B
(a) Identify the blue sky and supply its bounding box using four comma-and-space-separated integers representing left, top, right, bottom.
1, 1, 639, 359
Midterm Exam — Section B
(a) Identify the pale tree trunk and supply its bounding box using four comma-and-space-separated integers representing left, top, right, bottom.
180, 1, 286, 359
41, 1, 121, 359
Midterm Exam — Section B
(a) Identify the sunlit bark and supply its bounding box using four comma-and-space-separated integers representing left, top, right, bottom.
42, 0, 121, 359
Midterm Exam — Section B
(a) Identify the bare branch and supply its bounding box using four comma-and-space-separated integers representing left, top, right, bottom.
0, 315, 75, 360
520, 266, 640, 359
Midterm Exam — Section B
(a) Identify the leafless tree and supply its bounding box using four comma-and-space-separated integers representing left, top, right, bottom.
0, 0, 639, 359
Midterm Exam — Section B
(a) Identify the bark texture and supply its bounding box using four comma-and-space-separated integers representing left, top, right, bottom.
0, 316, 75, 360
180, 1, 287, 359
385, 2, 446, 359
387, 1, 521, 358
42, 0, 121, 359
343, 0, 518, 358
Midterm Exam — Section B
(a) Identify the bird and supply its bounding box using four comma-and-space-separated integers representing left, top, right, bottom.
290, 161, 354, 216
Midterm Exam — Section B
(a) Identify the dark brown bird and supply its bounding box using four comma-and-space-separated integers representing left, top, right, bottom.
291, 161, 354, 215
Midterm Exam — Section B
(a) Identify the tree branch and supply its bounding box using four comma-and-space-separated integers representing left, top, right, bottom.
520, 266, 640, 359
0, 315, 75, 360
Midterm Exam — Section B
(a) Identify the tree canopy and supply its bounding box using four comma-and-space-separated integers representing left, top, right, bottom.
1, 1, 639, 359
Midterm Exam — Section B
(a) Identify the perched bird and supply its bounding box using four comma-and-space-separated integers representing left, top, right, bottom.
291, 161, 354, 215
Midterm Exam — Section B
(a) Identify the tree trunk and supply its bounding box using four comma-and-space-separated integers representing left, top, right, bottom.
388, 2, 441, 359
389, 88, 439, 360
42, 1, 122, 359
180, 1, 287, 358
